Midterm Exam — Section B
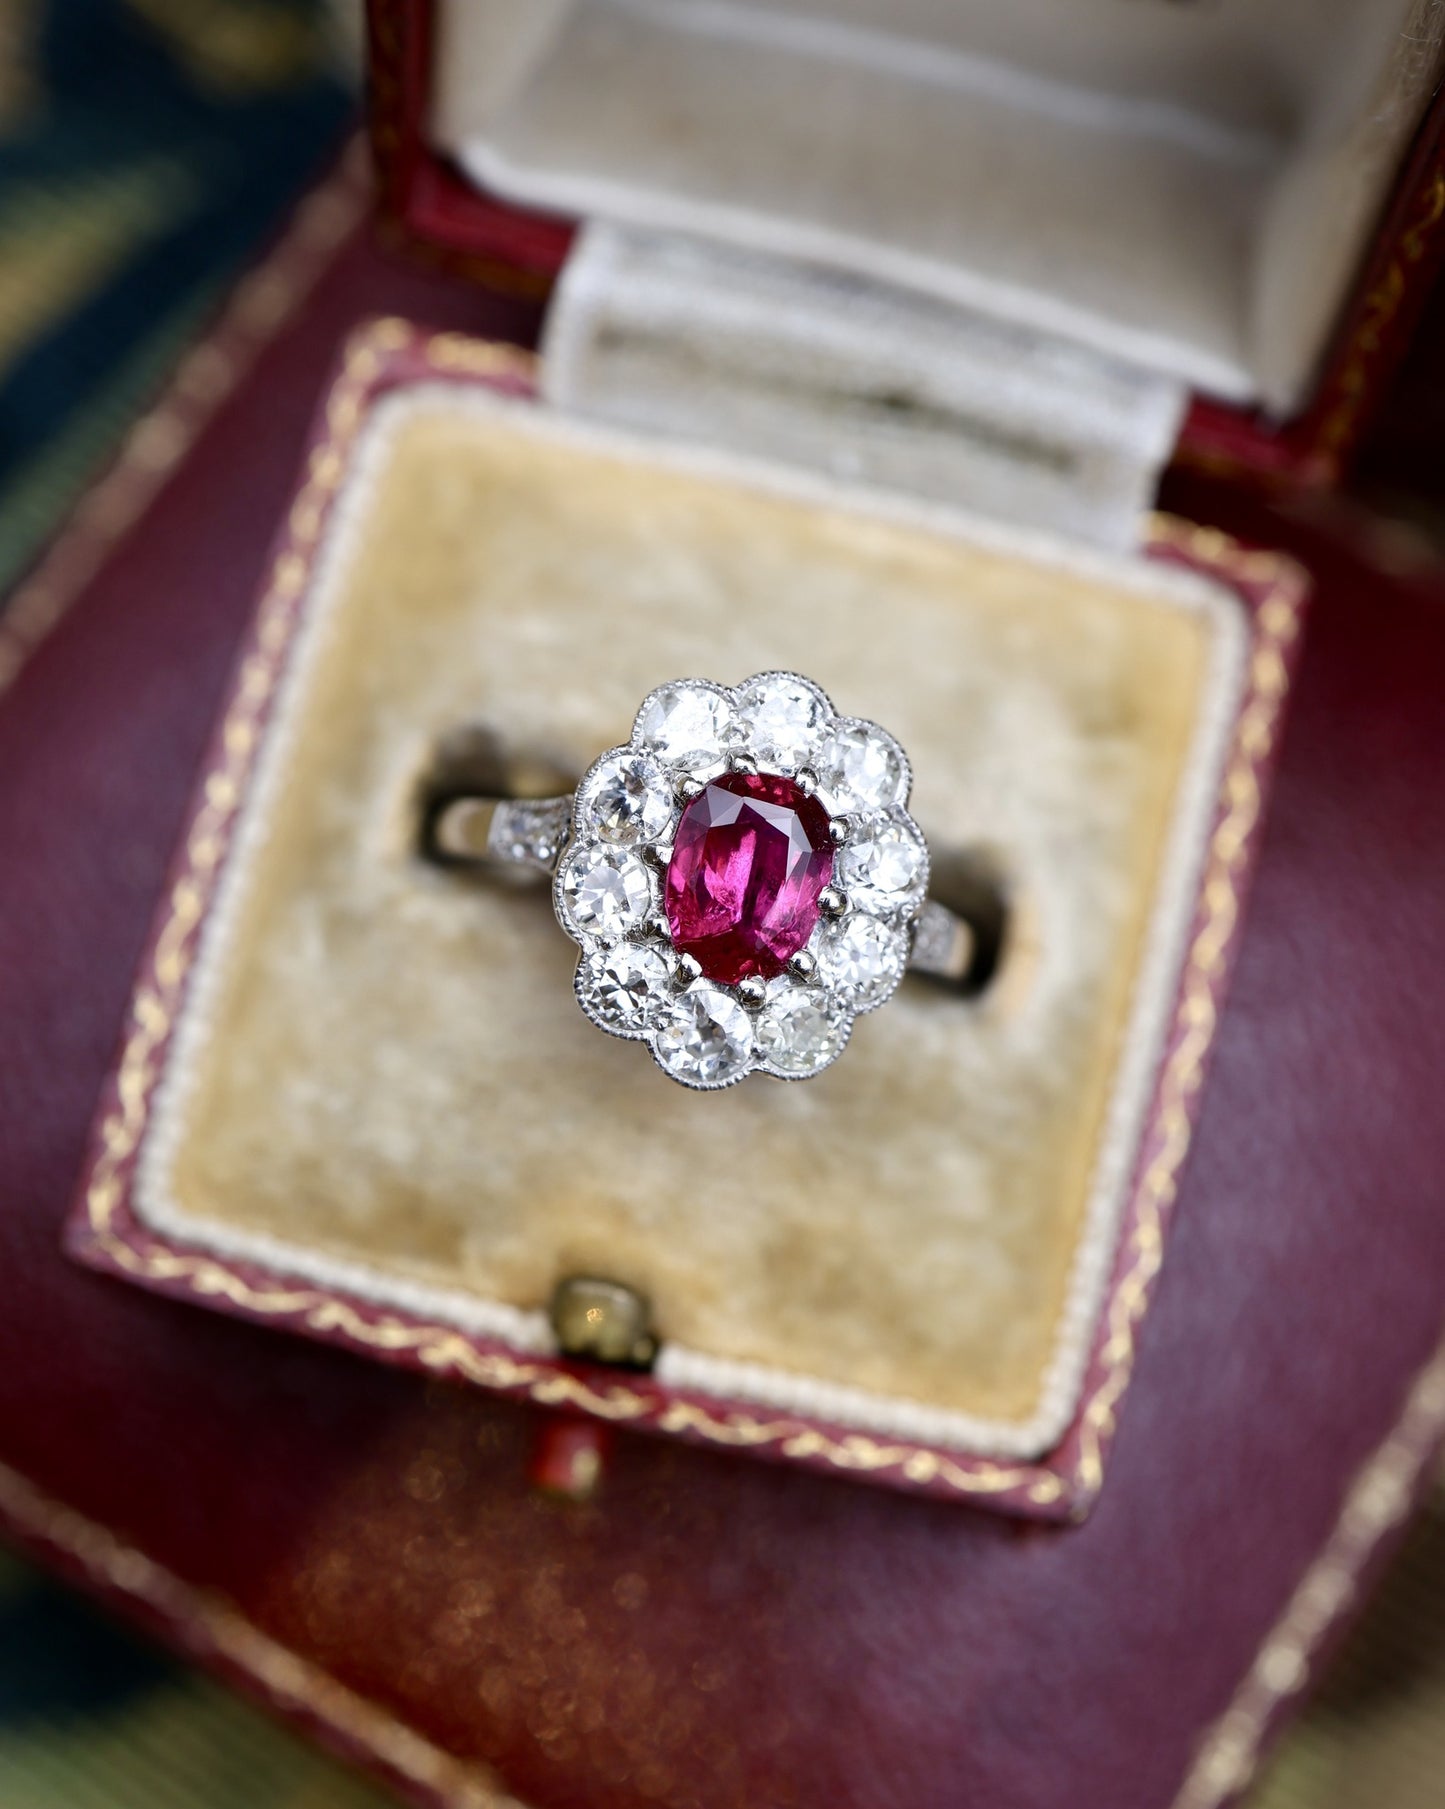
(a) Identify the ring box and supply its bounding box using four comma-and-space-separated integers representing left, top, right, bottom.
65, 316, 1304, 1517
63, 0, 1443, 1512
69, 0, 1445, 1517
13, 4, 1445, 1806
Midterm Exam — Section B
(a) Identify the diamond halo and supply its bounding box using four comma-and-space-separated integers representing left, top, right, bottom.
555, 672, 928, 1089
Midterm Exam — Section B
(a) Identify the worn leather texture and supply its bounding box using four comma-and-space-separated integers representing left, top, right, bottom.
2, 216, 1445, 1809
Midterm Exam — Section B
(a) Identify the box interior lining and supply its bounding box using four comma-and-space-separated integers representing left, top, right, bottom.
135, 380, 1246, 1459
432, 0, 1440, 411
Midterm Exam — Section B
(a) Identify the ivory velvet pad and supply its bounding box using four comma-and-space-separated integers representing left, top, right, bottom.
147, 385, 1239, 1451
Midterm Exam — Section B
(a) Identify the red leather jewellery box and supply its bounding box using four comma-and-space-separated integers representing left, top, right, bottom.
63, 309, 1303, 1516
4, 5, 1445, 1807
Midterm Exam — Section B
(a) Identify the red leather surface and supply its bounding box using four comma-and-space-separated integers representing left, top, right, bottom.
3, 220, 1445, 1809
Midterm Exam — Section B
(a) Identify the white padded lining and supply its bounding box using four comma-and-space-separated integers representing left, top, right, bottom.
541, 220, 1189, 548
433, 0, 1441, 412
131, 383, 1248, 1460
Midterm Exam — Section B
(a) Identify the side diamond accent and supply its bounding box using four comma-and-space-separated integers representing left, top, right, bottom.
485, 797, 572, 873
910, 898, 975, 982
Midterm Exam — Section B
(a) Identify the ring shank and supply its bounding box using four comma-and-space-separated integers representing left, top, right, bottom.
432, 795, 572, 875
908, 898, 976, 984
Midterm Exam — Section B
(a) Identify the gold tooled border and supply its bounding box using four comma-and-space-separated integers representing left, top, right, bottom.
69, 318, 1308, 1514
1074, 514, 1308, 1503
0, 138, 371, 699
1312, 166, 1445, 466
0, 1458, 518, 1809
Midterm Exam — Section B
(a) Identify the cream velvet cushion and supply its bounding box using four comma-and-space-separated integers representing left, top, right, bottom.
136, 386, 1244, 1458
434, 0, 1442, 411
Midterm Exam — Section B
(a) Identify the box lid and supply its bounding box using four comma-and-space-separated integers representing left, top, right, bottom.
367, 0, 1445, 488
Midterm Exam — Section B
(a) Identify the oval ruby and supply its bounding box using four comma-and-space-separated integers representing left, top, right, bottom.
665, 773, 835, 984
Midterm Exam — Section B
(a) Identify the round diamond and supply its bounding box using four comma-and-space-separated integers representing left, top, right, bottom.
653, 983, 754, 1087
756, 985, 848, 1076
734, 672, 829, 770
559, 846, 653, 939
822, 720, 908, 812
816, 913, 907, 1009
636, 682, 733, 767
577, 943, 672, 1036
837, 814, 927, 914
579, 752, 673, 845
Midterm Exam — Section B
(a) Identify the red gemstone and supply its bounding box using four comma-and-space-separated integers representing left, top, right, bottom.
665, 773, 835, 983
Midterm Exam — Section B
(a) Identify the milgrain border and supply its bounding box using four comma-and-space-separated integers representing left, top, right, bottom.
0, 136, 371, 699
0, 1459, 518, 1809
65, 318, 1308, 1518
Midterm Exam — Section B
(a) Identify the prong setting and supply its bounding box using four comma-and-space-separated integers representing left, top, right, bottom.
819, 885, 848, 918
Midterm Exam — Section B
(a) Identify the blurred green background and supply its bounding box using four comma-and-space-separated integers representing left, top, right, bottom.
0, 0, 352, 592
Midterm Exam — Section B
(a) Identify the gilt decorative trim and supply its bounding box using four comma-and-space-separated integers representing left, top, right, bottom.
1314, 168, 1445, 467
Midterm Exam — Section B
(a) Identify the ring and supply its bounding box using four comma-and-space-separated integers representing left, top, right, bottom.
431, 672, 973, 1089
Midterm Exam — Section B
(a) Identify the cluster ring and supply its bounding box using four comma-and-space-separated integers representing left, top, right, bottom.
432, 673, 970, 1090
